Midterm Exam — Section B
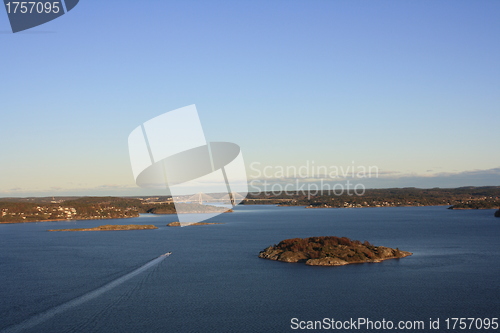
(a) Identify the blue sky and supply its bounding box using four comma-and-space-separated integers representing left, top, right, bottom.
1, 0, 499, 196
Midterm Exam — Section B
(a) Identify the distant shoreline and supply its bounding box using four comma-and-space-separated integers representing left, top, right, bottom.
2, 188, 498, 224
2, 204, 498, 224
0, 197, 233, 224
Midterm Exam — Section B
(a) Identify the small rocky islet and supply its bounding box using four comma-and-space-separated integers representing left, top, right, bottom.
259, 236, 412, 266
166, 221, 223, 227
48, 224, 158, 232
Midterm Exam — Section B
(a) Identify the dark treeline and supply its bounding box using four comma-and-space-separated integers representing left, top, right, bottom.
243, 186, 500, 209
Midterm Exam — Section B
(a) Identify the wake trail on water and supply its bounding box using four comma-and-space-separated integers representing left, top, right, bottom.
69, 255, 162, 333
1, 254, 170, 333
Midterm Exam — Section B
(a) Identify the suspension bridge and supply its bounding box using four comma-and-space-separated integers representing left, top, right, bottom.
175, 192, 246, 205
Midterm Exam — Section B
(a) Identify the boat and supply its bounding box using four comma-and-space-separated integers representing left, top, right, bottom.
162, 252, 172, 256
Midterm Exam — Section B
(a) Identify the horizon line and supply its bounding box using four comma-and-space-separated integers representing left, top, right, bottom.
1, 185, 500, 199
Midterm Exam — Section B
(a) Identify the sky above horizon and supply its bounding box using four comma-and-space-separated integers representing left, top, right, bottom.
1, 0, 499, 197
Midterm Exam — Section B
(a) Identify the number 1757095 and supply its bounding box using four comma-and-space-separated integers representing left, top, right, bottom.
5, 2, 61, 14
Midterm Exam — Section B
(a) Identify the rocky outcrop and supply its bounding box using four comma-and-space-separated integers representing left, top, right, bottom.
306, 257, 349, 266
167, 222, 182, 227
259, 236, 412, 266
48, 224, 158, 231
495, 209, 500, 217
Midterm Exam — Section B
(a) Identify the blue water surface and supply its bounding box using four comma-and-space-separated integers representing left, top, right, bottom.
0, 206, 499, 332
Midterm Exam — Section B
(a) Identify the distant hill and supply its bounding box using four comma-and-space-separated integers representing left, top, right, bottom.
448, 200, 500, 210
0, 196, 231, 223
244, 186, 500, 209
0, 197, 141, 223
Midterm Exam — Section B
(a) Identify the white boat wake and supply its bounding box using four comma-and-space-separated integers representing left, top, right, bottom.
1, 253, 171, 333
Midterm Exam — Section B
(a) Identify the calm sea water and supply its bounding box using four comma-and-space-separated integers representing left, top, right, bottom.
0, 206, 499, 332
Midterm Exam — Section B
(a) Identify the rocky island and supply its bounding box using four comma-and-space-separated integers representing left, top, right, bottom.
48, 224, 158, 232
259, 236, 412, 266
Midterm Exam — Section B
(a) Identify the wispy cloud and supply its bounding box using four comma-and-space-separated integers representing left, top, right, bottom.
248, 167, 500, 189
